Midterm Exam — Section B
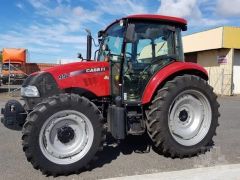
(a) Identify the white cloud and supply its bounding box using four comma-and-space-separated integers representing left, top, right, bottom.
16, 2, 24, 9
1, 0, 239, 62
216, 0, 240, 17
0, 0, 104, 61
28, 0, 48, 9
27, 0, 102, 31
95, 0, 149, 16
0, 22, 87, 49
157, 0, 228, 30
158, 0, 201, 18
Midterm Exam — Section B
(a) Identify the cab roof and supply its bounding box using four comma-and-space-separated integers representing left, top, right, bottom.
104, 14, 187, 32
126, 14, 187, 25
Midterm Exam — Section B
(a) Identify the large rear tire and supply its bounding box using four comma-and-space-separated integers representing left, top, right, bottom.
146, 75, 220, 158
22, 94, 106, 176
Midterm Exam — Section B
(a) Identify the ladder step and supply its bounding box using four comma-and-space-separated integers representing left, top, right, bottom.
127, 113, 142, 117
124, 101, 142, 106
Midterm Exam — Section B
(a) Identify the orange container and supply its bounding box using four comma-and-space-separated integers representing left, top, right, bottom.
2, 48, 26, 63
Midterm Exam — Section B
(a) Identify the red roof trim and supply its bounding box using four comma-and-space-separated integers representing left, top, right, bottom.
126, 14, 187, 25
103, 14, 187, 32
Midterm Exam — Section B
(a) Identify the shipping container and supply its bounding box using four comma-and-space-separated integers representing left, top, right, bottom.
1, 48, 57, 84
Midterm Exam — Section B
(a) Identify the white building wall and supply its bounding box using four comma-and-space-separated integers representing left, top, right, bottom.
183, 27, 223, 53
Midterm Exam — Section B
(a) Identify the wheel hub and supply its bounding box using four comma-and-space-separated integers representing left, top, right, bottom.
168, 90, 212, 146
179, 109, 188, 122
39, 110, 94, 164
57, 126, 75, 144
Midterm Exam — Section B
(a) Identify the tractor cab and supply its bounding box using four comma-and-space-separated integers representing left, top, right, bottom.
97, 15, 186, 103
96, 15, 188, 138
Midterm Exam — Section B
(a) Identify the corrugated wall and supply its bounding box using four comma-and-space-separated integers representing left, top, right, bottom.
197, 49, 233, 95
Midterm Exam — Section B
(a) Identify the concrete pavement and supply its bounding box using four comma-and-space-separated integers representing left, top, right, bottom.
104, 164, 240, 180
0, 95, 240, 179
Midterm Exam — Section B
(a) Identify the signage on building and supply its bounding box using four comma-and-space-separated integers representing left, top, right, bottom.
217, 55, 227, 64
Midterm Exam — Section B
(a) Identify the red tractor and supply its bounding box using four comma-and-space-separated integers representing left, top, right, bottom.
1, 14, 219, 176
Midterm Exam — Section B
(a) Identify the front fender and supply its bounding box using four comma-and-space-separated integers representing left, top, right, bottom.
141, 62, 208, 104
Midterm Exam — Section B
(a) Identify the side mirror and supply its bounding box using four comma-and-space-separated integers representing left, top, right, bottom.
125, 24, 136, 43
77, 53, 83, 60
182, 25, 187, 31
98, 30, 104, 38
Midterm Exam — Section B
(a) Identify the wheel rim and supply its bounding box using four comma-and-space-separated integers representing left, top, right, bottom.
39, 110, 94, 165
168, 90, 212, 146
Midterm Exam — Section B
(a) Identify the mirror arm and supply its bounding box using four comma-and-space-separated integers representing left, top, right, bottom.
94, 49, 99, 61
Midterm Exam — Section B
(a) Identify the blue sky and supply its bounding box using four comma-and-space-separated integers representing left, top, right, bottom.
0, 0, 240, 63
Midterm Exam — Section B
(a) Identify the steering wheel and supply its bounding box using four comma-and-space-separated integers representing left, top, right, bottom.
140, 55, 177, 76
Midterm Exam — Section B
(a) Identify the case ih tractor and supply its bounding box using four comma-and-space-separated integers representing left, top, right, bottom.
1, 14, 219, 176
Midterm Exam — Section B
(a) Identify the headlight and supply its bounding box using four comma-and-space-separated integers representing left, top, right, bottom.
21, 86, 40, 97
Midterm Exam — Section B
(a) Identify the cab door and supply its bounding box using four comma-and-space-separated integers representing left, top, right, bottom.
98, 22, 125, 100
123, 22, 177, 102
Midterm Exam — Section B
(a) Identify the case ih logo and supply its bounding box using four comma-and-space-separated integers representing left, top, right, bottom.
85, 67, 107, 73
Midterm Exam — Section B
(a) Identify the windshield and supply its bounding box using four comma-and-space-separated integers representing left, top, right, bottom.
98, 21, 184, 65
98, 21, 125, 62
2, 63, 22, 71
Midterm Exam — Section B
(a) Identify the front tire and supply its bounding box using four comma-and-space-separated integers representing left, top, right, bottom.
146, 75, 220, 158
22, 94, 106, 176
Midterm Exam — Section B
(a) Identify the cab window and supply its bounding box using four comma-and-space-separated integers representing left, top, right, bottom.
98, 22, 125, 62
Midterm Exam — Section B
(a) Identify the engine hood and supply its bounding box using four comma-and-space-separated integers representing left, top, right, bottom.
43, 61, 108, 74
38, 61, 110, 97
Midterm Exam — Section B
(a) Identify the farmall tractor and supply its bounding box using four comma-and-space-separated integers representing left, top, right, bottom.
1, 14, 219, 175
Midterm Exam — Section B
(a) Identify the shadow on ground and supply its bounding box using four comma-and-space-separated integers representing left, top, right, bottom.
89, 133, 152, 171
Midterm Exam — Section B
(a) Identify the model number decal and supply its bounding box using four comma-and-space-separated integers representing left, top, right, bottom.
58, 73, 69, 80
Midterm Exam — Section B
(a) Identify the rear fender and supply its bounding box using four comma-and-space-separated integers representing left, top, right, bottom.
141, 62, 208, 105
